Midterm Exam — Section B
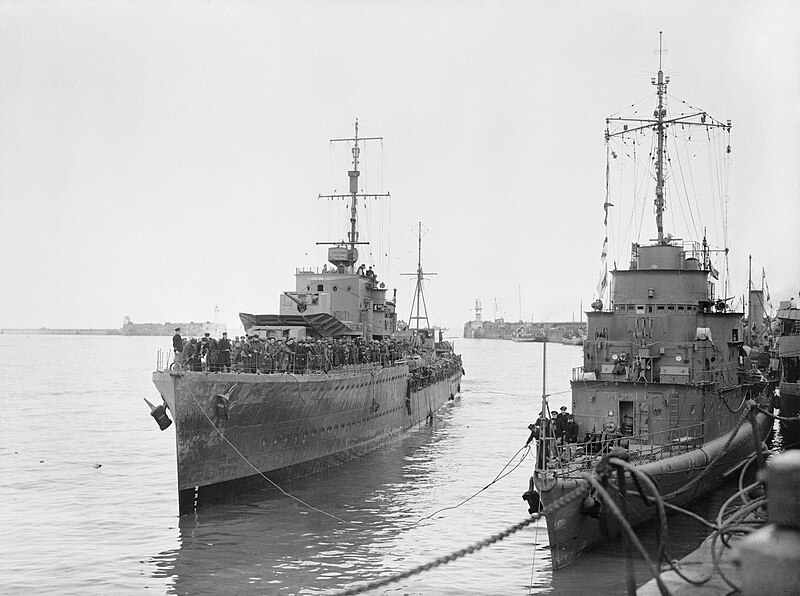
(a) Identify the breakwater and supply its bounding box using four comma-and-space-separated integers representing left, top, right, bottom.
0, 328, 120, 335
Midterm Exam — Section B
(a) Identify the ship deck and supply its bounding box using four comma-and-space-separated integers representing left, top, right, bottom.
536, 420, 706, 479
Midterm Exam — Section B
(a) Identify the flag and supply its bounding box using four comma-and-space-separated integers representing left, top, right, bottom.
603, 202, 614, 226
763, 267, 771, 302
601, 237, 608, 263
597, 270, 608, 296
709, 262, 719, 280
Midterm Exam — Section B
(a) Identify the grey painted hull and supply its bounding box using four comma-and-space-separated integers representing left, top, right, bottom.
152, 364, 462, 512
535, 408, 772, 570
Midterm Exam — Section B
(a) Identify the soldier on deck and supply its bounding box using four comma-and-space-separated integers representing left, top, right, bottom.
172, 327, 183, 358
204, 332, 219, 372
184, 338, 201, 372
217, 332, 232, 372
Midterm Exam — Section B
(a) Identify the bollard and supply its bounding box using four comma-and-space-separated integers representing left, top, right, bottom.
734, 451, 800, 596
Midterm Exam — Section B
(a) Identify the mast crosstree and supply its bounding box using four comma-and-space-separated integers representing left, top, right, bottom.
317, 119, 390, 269
604, 32, 732, 245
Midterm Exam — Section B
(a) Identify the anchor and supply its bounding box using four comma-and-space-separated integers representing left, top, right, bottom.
143, 397, 172, 430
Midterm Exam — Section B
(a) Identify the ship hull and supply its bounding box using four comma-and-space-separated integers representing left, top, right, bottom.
778, 381, 800, 447
535, 407, 772, 570
153, 364, 462, 512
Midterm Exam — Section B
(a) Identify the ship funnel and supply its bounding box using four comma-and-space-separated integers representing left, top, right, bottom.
144, 397, 172, 431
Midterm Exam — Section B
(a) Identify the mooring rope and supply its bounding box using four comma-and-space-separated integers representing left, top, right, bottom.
179, 376, 348, 523
413, 445, 531, 525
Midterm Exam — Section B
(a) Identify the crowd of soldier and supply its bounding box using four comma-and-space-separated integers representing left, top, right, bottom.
525, 406, 579, 466
408, 355, 463, 391
172, 327, 418, 374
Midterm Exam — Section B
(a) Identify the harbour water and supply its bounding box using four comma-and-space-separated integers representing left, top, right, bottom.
0, 335, 772, 595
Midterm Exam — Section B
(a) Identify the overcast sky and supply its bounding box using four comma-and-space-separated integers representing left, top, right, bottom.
1, 1, 797, 332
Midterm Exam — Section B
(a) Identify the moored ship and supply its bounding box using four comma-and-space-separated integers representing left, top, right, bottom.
148, 121, 463, 513
776, 301, 800, 447
525, 42, 775, 569
512, 324, 546, 342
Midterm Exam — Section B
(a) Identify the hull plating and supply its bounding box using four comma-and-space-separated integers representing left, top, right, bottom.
153, 365, 461, 510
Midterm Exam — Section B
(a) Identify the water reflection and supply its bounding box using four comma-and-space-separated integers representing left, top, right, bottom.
148, 341, 787, 595
152, 412, 466, 595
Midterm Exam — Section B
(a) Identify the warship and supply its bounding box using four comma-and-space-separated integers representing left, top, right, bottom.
776, 301, 800, 447
147, 121, 463, 513
524, 42, 775, 569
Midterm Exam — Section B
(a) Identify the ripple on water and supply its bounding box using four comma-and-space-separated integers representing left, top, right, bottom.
2, 336, 775, 595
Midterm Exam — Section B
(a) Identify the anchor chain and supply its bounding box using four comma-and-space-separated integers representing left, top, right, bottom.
330, 480, 589, 596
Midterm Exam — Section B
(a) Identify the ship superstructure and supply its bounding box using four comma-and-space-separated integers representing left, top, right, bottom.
149, 121, 462, 513
528, 38, 774, 569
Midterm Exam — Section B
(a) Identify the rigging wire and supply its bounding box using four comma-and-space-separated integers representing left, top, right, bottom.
666, 112, 702, 241
607, 93, 659, 119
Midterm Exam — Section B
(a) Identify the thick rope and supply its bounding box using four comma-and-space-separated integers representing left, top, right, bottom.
658, 401, 753, 501
757, 405, 800, 422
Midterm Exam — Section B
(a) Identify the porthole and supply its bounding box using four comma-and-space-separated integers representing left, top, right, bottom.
333, 285, 338, 291
347, 286, 351, 291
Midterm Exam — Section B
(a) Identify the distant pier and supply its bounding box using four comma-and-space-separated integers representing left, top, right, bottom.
0, 328, 120, 335
1, 316, 226, 337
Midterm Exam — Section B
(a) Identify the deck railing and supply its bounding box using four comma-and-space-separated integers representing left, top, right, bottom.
156, 348, 462, 379
156, 350, 173, 372
535, 420, 706, 477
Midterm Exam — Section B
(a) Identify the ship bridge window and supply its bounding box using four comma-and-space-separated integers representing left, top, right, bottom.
678, 305, 685, 312
667, 305, 675, 311
657, 305, 665, 311
317, 284, 324, 291
648, 305, 654, 313
636, 305, 645, 314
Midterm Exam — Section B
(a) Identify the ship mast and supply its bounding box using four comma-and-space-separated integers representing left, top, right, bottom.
319, 119, 389, 268
402, 222, 437, 331
654, 33, 667, 243
605, 32, 732, 246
